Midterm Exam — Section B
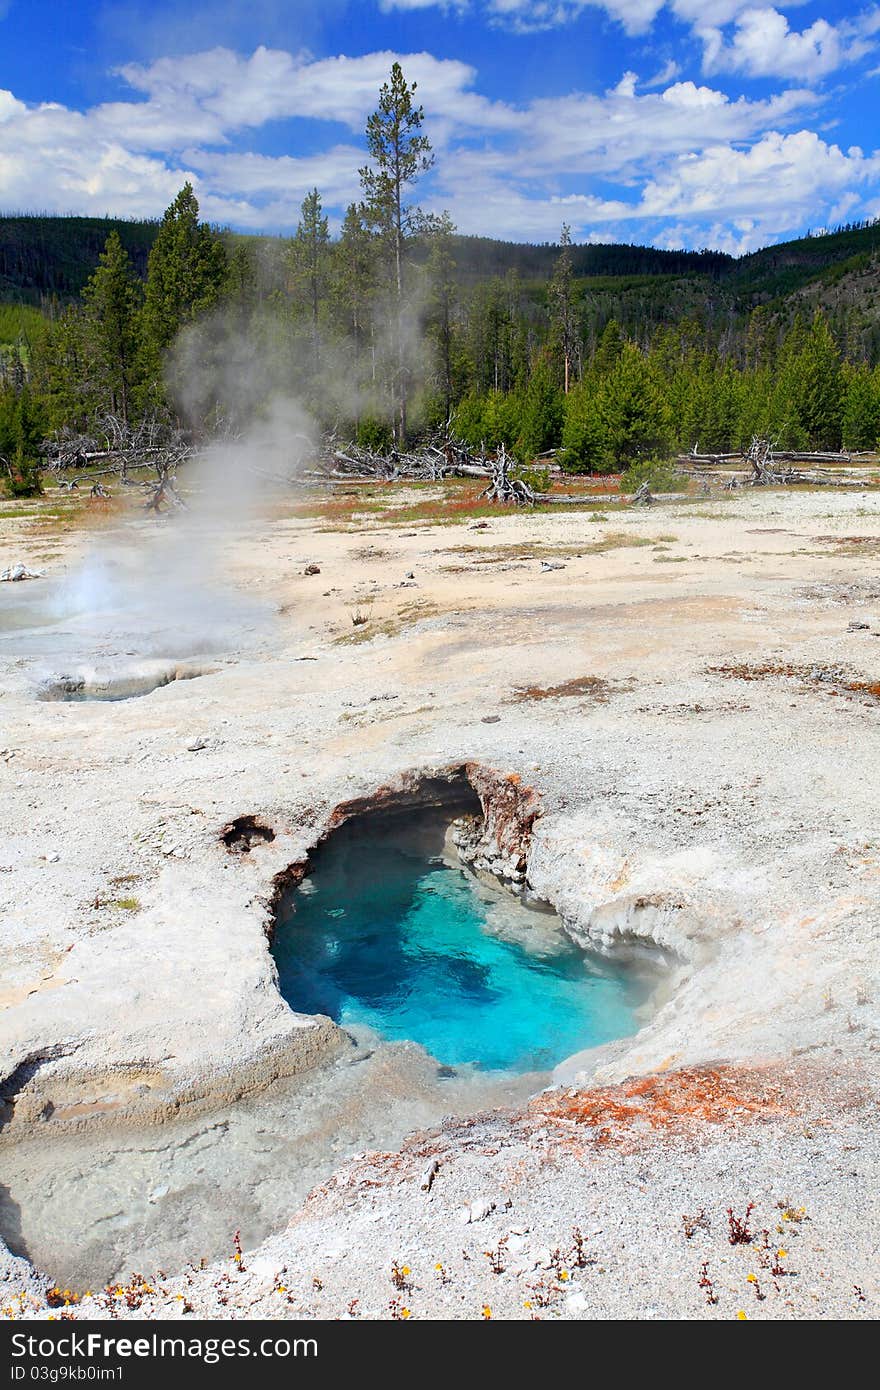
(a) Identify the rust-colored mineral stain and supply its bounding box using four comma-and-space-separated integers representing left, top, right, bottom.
530, 1065, 800, 1151
707, 663, 880, 703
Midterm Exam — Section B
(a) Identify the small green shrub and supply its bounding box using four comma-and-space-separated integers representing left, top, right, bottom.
2, 446, 42, 498
620, 458, 679, 494
513, 464, 550, 493
356, 416, 393, 453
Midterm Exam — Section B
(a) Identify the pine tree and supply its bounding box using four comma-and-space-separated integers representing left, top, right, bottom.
32, 306, 91, 431
598, 341, 670, 467
139, 183, 228, 396
560, 380, 608, 473
0, 384, 44, 496
593, 318, 624, 376
425, 211, 457, 425
81, 230, 142, 426
334, 203, 375, 365
289, 188, 329, 372
226, 239, 258, 321
767, 315, 810, 448
360, 63, 434, 445
517, 353, 563, 459
744, 306, 776, 371
550, 224, 577, 393
799, 311, 842, 448
467, 277, 524, 394
841, 363, 880, 450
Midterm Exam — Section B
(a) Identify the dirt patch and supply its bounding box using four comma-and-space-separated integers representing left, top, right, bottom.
811, 535, 880, 556
797, 580, 880, 606
706, 662, 880, 703
348, 546, 399, 562
510, 675, 634, 703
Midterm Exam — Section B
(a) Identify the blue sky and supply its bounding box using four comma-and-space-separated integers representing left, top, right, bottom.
1, 0, 879, 253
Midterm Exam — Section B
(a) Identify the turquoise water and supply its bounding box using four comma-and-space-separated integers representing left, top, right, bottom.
273, 812, 644, 1073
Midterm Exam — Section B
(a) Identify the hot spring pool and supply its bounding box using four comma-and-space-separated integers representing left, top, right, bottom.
273, 808, 647, 1073
0, 799, 656, 1286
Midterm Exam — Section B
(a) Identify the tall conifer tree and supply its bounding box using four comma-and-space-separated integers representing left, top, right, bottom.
360, 63, 434, 445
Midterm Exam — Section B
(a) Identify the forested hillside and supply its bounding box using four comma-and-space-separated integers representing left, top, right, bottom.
0, 216, 157, 307
3, 209, 879, 329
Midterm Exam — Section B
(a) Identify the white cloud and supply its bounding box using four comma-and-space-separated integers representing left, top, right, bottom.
698, 8, 871, 81
379, 0, 468, 10
505, 75, 816, 180
644, 58, 681, 87
185, 145, 365, 227
379, 0, 880, 80
381, 0, 666, 34
379, 0, 823, 41
0, 101, 193, 219
485, 0, 663, 33
118, 46, 517, 144
669, 0, 809, 25
639, 130, 880, 222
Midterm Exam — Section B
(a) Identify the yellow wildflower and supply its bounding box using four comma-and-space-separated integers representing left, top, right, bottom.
737, 1310, 748, 1320
482, 1305, 492, 1319
401, 1308, 411, 1319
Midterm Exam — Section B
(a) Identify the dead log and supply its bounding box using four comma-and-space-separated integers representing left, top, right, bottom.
631, 481, 654, 506
481, 445, 535, 506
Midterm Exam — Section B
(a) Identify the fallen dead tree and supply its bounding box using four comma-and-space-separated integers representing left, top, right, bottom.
313, 433, 548, 504
688, 441, 856, 466
1, 563, 42, 581
43, 414, 194, 514
480, 445, 535, 505
311, 431, 693, 506
310, 428, 493, 484
682, 437, 872, 488
45, 414, 194, 483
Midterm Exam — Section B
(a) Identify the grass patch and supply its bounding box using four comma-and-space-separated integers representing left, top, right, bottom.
0, 488, 128, 537
334, 599, 441, 645
586, 530, 656, 553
